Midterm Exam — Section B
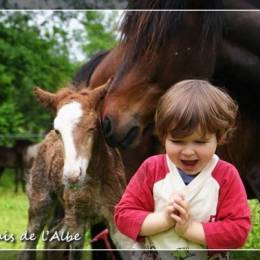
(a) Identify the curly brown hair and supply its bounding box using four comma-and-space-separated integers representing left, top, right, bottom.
155, 80, 238, 145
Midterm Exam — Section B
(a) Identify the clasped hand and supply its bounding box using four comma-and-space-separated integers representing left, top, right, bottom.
166, 193, 191, 236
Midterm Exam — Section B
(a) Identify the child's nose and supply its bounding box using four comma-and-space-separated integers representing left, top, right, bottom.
181, 146, 195, 156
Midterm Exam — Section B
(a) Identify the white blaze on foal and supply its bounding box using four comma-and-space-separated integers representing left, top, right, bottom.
33, 84, 108, 189
54, 102, 90, 187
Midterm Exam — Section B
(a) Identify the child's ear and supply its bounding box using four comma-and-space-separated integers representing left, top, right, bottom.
217, 134, 226, 145
218, 139, 225, 146
33, 87, 57, 110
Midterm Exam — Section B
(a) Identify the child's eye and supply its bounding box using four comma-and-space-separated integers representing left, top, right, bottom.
195, 140, 207, 144
170, 140, 183, 144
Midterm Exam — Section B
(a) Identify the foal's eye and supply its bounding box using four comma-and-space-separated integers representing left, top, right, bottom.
88, 128, 95, 133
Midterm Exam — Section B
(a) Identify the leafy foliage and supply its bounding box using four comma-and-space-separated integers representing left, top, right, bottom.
0, 12, 76, 144
81, 11, 119, 56
243, 199, 260, 248
0, 10, 120, 145
0, 102, 24, 144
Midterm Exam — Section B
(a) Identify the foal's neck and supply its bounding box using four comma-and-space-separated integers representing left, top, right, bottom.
88, 123, 124, 181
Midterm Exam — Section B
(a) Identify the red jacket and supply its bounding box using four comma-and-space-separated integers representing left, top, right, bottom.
114, 154, 251, 249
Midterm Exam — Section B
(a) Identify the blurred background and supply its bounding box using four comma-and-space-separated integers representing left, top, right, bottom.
0, 10, 121, 146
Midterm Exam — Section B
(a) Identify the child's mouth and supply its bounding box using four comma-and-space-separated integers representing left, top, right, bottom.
181, 160, 198, 167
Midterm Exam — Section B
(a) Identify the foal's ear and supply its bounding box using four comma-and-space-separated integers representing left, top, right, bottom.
33, 87, 57, 110
90, 81, 109, 107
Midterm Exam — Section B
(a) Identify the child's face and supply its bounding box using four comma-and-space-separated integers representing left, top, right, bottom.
165, 129, 218, 175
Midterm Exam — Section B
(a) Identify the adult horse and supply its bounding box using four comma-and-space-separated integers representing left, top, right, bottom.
0, 139, 37, 192
76, 1, 223, 180
75, 1, 260, 199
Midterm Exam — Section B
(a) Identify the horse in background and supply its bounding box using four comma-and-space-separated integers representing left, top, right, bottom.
0, 146, 22, 192
0, 139, 39, 192
74, 1, 260, 198
20, 83, 133, 260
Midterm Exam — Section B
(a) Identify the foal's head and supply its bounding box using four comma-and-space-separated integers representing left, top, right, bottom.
34, 84, 108, 188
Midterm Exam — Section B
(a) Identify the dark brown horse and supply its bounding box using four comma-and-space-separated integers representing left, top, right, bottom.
75, 1, 260, 199
0, 139, 37, 192
77, 2, 223, 180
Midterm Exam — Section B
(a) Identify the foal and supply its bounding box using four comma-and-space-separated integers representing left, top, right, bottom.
20, 84, 133, 259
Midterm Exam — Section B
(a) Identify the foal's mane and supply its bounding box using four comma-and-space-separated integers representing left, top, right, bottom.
51, 85, 84, 107
114, 0, 223, 85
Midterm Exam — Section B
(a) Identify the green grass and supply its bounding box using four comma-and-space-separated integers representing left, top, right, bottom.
0, 169, 90, 251
0, 169, 259, 253
0, 170, 28, 250
244, 199, 260, 248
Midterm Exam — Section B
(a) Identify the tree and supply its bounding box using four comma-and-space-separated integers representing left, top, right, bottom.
0, 0, 127, 9
0, 10, 121, 145
0, 11, 76, 145
80, 11, 119, 57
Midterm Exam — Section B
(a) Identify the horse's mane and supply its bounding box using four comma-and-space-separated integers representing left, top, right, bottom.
114, 0, 223, 85
73, 50, 110, 87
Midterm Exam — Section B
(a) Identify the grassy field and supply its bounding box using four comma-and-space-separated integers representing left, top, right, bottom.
0, 170, 91, 251
0, 169, 260, 256
0, 170, 28, 250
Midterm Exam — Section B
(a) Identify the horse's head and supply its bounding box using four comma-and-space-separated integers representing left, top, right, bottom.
97, 8, 222, 149
101, 72, 162, 149
33, 83, 107, 188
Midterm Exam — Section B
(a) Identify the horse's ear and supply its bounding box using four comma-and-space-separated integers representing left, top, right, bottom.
33, 87, 57, 110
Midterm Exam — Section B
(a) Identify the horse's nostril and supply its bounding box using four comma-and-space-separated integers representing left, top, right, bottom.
120, 126, 140, 149
102, 116, 112, 136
